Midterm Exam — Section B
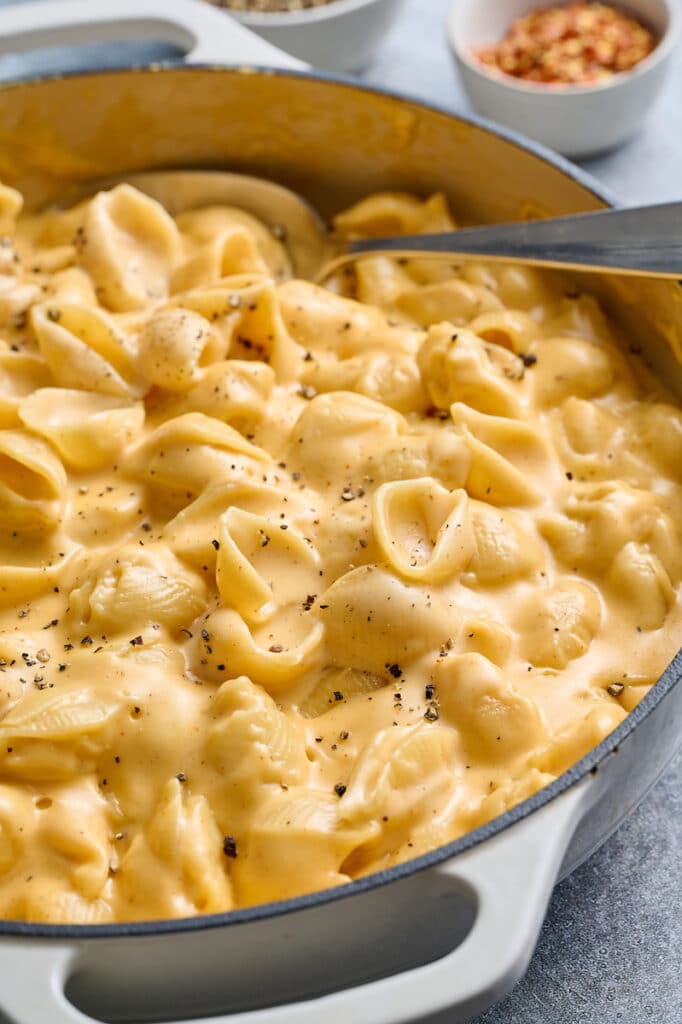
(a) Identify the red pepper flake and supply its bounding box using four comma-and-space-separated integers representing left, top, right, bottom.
473, 2, 656, 86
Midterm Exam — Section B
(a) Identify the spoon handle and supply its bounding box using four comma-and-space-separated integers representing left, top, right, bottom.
344, 202, 682, 279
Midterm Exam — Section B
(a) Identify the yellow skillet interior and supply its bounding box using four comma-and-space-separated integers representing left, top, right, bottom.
0, 66, 679, 384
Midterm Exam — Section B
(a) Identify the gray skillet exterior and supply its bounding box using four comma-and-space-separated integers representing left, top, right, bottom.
0, 61, 679, 1022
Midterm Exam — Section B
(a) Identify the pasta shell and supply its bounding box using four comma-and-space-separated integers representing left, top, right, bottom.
435, 653, 547, 766
299, 666, 388, 719
231, 787, 371, 905
0, 351, 53, 429
517, 580, 602, 669
0, 690, 118, 740
397, 279, 503, 328
606, 543, 675, 631
77, 185, 181, 312
372, 478, 474, 583
163, 479, 304, 570
338, 723, 460, 870
127, 412, 271, 510
69, 545, 207, 632
137, 308, 219, 391
531, 336, 618, 406
464, 502, 546, 587
198, 606, 324, 693
217, 507, 320, 624
279, 279, 421, 359
0, 428, 66, 530
175, 205, 291, 280
20, 388, 144, 470
469, 309, 539, 354
331, 192, 454, 237
322, 565, 458, 674
417, 324, 524, 418
163, 359, 274, 427
116, 779, 232, 919
207, 676, 308, 790
32, 303, 143, 398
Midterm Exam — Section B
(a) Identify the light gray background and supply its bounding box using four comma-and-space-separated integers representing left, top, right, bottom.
0, 1, 680, 1022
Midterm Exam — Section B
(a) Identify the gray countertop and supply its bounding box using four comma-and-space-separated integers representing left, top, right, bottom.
0, 1, 680, 1022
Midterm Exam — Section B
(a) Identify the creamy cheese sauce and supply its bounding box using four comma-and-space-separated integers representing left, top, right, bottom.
0, 178, 680, 923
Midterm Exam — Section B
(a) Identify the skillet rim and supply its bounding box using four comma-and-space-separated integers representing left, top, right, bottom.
0, 60, 679, 940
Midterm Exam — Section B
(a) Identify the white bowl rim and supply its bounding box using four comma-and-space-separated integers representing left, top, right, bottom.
221, 0, 391, 26
448, 0, 679, 96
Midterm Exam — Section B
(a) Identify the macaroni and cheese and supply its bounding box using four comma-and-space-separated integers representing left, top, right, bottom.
0, 179, 680, 922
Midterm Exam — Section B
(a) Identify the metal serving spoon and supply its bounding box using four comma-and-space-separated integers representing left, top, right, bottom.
83, 171, 682, 281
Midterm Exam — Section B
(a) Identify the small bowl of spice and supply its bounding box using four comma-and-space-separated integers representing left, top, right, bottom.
204, 0, 406, 72
448, 0, 678, 157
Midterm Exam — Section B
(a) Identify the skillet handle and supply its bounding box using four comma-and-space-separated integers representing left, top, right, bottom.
0, 0, 307, 69
0, 777, 594, 1024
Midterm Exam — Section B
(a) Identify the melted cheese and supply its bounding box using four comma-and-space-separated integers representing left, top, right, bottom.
0, 179, 679, 923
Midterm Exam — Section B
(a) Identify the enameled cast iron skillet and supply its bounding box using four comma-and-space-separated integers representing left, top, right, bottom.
0, 3, 680, 1022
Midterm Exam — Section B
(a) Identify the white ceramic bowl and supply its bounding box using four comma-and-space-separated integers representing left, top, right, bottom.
221, 0, 405, 72
448, 0, 678, 158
